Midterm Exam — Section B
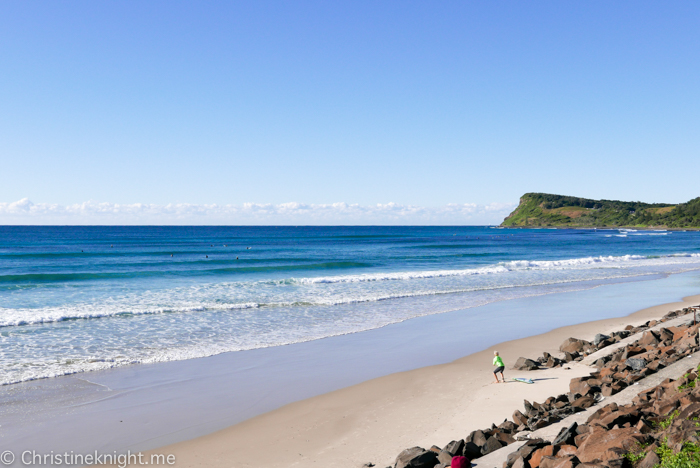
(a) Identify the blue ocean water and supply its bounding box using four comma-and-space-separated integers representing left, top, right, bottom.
1, 225, 699, 385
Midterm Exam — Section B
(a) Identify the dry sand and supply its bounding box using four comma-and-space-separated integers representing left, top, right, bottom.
131, 294, 700, 468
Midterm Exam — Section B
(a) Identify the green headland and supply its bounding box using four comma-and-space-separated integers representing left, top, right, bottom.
501, 193, 700, 228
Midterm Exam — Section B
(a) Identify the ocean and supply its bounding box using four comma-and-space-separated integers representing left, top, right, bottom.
1, 225, 699, 386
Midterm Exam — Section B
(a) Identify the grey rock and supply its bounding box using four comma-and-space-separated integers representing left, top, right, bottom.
437, 450, 454, 465
625, 357, 648, 371
498, 420, 518, 433
552, 422, 578, 446
528, 418, 550, 431
514, 357, 539, 371
511, 457, 526, 468
481, 436, 504, 455
517, 440, 546, 459
443, 440, 465, 457
513, 409, 528, 426
593, 333, 610, 345
638, 451, 660, 468
462, 442, 481, 459
594, 357, 609, 368
394, 447, 438, 468
471, 430, 488, 447
395, 448, 423, 468
523, 400, 536, 417
505, 451, 520, 468
597, 338, 614, 349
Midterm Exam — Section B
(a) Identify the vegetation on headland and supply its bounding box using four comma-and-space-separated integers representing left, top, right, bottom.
501, 193, 700, 228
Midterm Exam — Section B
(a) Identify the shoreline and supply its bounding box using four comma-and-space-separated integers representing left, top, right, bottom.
3, 271, 700, 467
131, 291, 700, 467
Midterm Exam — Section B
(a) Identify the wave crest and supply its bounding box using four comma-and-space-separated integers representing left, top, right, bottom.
292, 253, 700, 284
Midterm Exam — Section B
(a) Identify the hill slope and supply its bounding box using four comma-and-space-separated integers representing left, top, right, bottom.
501, 193, 700, 228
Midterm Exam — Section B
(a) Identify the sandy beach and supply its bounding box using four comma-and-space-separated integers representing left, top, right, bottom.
3, 272, 700, 468
3, 3, 699, 467
128, 290, 700, 468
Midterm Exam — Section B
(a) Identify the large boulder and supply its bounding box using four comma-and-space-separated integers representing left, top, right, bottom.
504, 452, 522, 468
638, 451, 660, 468
571, 396, 595, 411
569, 377, 596, 396
658, 328, 674, 343
514, 357, 539, 371
517, 439, 548, 460
639, 330, 660, 346
466, 429, 487, 447
556, 445, 578, 457
498, 420, 518, 433
574, 427, 645, 463
599, 408, 640, 429
540, 456, 578, 468
545, 356, 562, 368
621, 345, 644, 360
593, 333, 610, 346
495, 431, 516, 445
462, 442, 481, 460
560, 338, 589, 354
529, 445, 555, 468
437, 450, 454, 465
625, 358, 648, 372
552, 422, 578, 446
524, 400, 537, 416
513, 409, 528, 426
394, 447, 439, 468
481, 436, 504, 455
443, 440, 464, 457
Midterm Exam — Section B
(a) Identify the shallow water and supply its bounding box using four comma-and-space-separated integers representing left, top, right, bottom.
2, 225, 700, 385
1, 270, 699, 461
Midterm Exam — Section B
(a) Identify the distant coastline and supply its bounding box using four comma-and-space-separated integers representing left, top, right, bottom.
501, 193, 700, 229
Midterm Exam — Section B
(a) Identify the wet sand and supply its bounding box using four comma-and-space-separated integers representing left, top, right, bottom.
128, 291, 700, 467
3, 273, 700, 468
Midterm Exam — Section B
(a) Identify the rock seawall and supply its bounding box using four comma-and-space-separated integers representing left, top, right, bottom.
382, 307, 700, 468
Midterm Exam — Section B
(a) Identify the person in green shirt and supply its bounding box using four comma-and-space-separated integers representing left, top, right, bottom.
493, 351, 505, 383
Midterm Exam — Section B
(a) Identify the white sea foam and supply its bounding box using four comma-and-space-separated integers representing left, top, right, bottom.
0, 302, 259, 328
3, 253, 700, 329
4, 251, 700, 386
292, 254, 699, 284
0, 276, 654, 386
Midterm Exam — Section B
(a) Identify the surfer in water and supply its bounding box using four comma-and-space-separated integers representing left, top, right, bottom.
493, 351, 505, 383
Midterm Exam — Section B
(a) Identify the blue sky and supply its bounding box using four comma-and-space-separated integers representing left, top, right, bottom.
1, 1, 698, 224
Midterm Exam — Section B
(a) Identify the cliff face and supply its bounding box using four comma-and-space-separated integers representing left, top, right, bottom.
501, 193, 700, 228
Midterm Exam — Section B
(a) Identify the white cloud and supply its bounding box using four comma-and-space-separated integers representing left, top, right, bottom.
0, 198, 516, 225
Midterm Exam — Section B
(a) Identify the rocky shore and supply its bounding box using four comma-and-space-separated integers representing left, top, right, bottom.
386, 306, 700, 468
